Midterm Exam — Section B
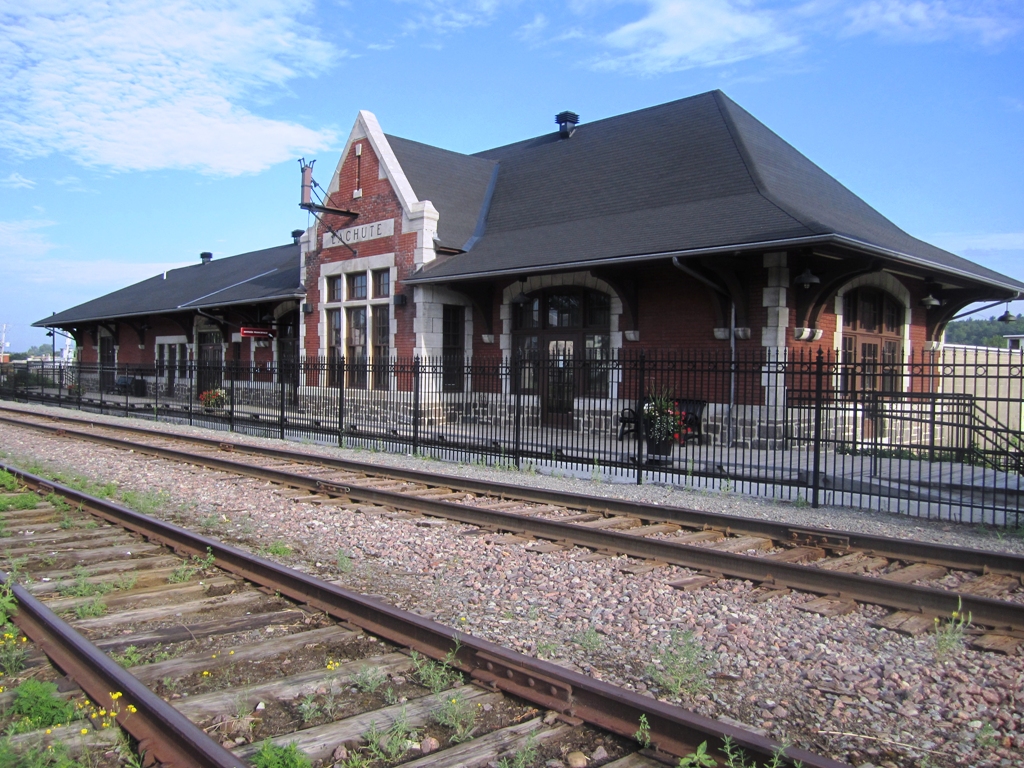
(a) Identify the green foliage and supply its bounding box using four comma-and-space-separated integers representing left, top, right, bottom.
0, 737, 88, 768
0, 581, 18, 626
336, 549, 353, 573
264, 541, 293, 557
43, 495, 69, 513
363, 712, 419, 763
432, 691, 476, 743
296, 694, 321, 724
73, 598, 107, 619
497, 734, 538, 768
944, 315, 1024, 348
120, 490, 170, 516
353, 665, 386, 694
0, 624, 28, 675
57, 567, 114, 598
0, 471, 18, 492
250, 741, 311, 768
634, 713, 651, 749
410, 644, 463, 694
571, 626, 603, 652
646, 630, 713, 698
168, 548, 216, 583
10, 680, 76, 730
0, 494, 39, 513
677, 741, 715, 768
934, 597, 971, 659
111, 645, 144, 667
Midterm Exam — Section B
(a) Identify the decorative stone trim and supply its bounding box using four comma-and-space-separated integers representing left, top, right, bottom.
761, 252, 789, 349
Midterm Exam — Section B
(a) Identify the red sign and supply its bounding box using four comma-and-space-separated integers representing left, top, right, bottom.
240, 327, 275, 339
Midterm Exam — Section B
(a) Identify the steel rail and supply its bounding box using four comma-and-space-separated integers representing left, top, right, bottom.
3, 413, 1024, 630
2, 463, 848, 768
0, 574, 244, 768
2, 406, 1022, 577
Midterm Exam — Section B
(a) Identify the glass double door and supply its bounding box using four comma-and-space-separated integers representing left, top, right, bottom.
542, 337, 575, 429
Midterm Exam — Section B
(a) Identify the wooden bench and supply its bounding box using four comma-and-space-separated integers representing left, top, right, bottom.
617, 398, 706, 445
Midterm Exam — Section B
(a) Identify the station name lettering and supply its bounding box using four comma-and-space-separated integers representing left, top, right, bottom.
323, 219, 395, 249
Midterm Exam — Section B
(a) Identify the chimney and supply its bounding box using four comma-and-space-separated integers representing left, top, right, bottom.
556, 111, 579, 138
200, 251, 213, 265
291, 229, 304, 244
299, 158, 315, 206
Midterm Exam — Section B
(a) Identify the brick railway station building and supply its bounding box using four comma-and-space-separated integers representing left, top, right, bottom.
40, 90, 1024, 420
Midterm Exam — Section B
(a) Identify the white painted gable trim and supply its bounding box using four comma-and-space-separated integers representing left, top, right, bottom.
328, 111, 418, 217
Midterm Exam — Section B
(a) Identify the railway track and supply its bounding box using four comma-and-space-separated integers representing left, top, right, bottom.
0, 462, 844, 768
1, 404, 1023, 658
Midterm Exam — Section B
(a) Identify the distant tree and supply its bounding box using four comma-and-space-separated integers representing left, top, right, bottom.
944, 314, 1024, 348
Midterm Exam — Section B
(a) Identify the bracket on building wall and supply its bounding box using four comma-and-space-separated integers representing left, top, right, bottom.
589, 269, 639, 331
794, 258, 883, 330
97, 322, 119, 344
165, 315, 195, 345
195, 310, 231, 340
449, 284, 495, 336
925, 290, 990, 343
121, 318, 150, 350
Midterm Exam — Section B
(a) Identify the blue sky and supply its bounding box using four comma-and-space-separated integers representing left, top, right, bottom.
1, 0, 1022, 352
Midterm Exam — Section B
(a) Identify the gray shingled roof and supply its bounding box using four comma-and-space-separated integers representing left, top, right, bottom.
400, 90, 1023, 294
36, 244, 303, 326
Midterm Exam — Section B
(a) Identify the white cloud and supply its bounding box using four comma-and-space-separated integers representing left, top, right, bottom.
844, 1, 1021, 44
0, 219, 57, 258
0, 173, 36, 189
0, 1, 340, 176
517, 13, 549, 42
400, 0, 506, 35
8, 257, 192, 288
593, 0, 799, 74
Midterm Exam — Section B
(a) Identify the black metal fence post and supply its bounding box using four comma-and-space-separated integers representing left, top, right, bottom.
636, 350, 646, 485
188, 363, 193, 426
76, 361, 82, 411
154, 364, 159, 421
811, 348, 824, 508
412, 358, 421, 455
342, 356, 350, 448
512, 351, 522, 469
278, 361, 286, 440
229, 368, 235, 433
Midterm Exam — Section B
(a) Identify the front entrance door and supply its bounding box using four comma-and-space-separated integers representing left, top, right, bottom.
542, 338, 575, 429
277, 311, 299, 405
197, 331, 223, 396
99, 336, 115, 392
166, 346, 177, 397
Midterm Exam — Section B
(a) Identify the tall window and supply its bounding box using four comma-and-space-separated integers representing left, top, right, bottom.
327, 276, 342, 303
841, 288, 904, 393
372, 305, 389, 390
442, 305, 465, 392
327, 309, 343, 386
511, 288, 612, 398
347, 272, 367, 300
373, 269, 390, 298
347, 307, 367, 388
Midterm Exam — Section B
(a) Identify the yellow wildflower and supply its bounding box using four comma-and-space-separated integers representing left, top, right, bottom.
80, 729, 88, 735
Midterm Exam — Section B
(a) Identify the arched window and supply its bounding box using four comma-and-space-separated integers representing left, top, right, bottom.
841, 288, 904, 392
511, 288, 612, 426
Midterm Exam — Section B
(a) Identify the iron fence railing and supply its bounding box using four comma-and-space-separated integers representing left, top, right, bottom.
2, 348, 1021, 526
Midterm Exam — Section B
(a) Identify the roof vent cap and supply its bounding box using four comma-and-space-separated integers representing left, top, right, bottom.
291, 229, 304, 244
556, 111, 579, 138
200, 251, 213, 264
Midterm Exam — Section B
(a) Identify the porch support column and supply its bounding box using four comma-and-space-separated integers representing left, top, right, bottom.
761, 252, 789, 412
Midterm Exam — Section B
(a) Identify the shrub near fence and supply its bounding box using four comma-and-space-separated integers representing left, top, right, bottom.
2, 348, 1022, 526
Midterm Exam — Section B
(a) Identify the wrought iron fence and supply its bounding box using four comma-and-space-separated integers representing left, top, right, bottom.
2, 347, 1021, 526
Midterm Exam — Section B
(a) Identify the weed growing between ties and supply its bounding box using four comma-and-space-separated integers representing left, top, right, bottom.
353, 665, 386, 694
250, 740, 311, 768
646, 630, 714, 698
336, 549, 353, 573
934, 597, 971, 659
0, 625, 28, 675
432, 691, 477, 743
496, 734, 538, 768
0, 470, 18, 492
120, 489, 171, 517
8, 680, 76, 732
364, 712, 419, 763
73, 598, 107, 620
0, 493, 39, 513
633, 713, 651, 749
410, 642, 463, 694
111, 645, 144, 668
168, 548, 216, 583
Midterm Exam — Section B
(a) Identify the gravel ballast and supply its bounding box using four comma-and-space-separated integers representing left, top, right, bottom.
1, 403, 1022, 768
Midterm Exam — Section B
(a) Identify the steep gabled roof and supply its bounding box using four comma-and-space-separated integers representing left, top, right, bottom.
401, 90, 1023, 294
387, 135, 497, 251
36, 244, 303, 327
